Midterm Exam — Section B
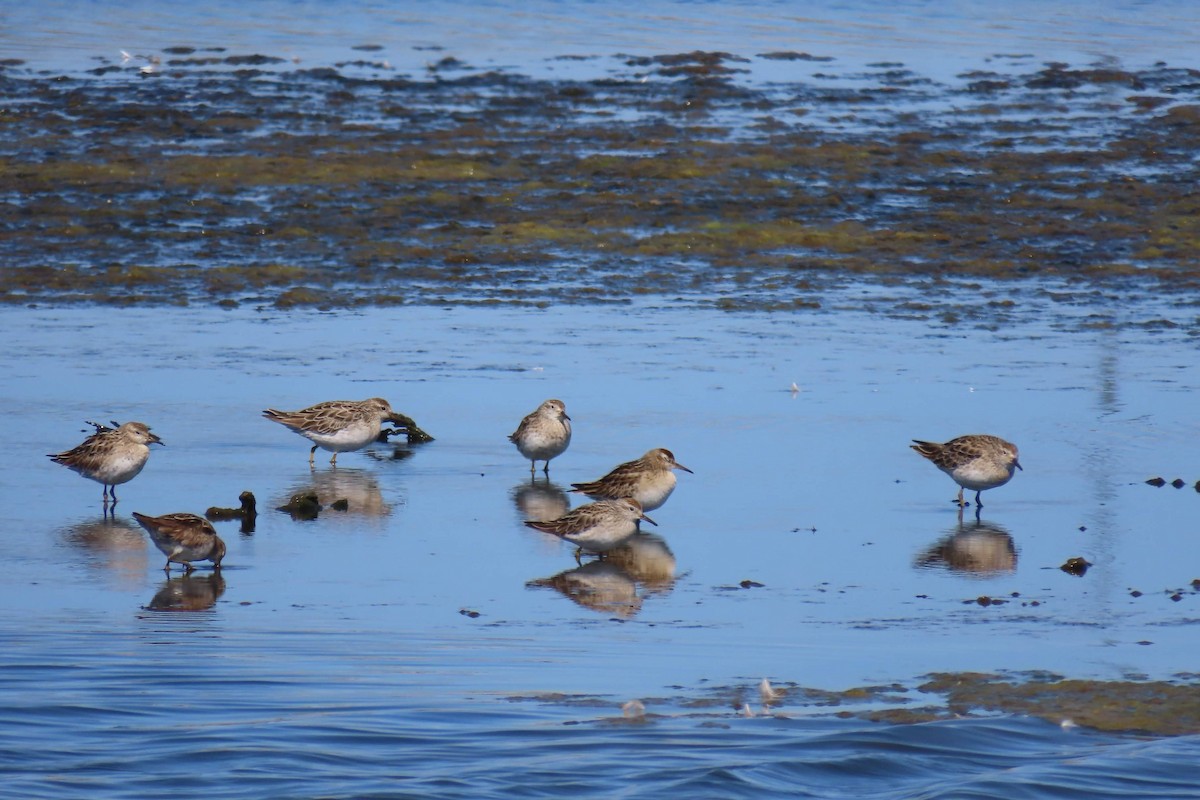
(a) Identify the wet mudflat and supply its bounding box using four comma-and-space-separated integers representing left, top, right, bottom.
3, 19, 1200, 321
4, 2, 1200, 796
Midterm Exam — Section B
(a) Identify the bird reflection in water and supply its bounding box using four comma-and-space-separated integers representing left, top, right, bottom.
527, 532, 677, 617
62, 514, 150, 582
603, 532, 677, 596
527, 560, 641, 618
511, 476, 570, 523
278, 468, 393, 520
145, 572, 226, 611
915, 517, 1017, 576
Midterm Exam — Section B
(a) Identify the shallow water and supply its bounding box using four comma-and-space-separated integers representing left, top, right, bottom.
5, 1, 1200, 796
5, 0, 1200, 80
4, 298, 1200, 797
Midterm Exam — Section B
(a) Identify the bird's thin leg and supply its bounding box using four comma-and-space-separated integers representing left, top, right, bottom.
330, 452, 338, 466
308, 445, 317, 466
528, 461, 536, 475
542, 461, 550, 475
574, 547, 583, 566
975, 490, 984, 508
956, 487, 965, 507
163, 560, 172, 573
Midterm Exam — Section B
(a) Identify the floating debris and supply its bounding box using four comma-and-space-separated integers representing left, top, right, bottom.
1145, 477, 1166, 487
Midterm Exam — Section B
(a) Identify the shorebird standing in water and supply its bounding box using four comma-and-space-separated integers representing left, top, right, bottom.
911, 434, 1022, 508
263, 397, 404, 465
509, 399, 571, 474
570, 447, 692, 514
132, 512, 226, 573
48, 421, 163, 506
524, 498, 655, 555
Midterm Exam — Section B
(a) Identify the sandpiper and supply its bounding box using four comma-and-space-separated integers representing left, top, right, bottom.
263, 397, 402, 465
509, 399, 571, 474
910, 434, 1022, 508
48, 421, 163, 505
132, 512, 226, 573
571, 448, 692, 513
524, 497, 655, 554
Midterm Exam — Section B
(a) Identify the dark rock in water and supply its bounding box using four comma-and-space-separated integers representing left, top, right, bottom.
330, 498, 349, 511
1145, 477, 1166, 487
207, 491, 258, 533
278, 491, 321, 520
1171, 478, 1186, 489
206, 490, 258, 520
1061, 557, 1091, 576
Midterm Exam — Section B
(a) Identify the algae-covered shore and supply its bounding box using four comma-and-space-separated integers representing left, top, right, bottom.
3, 50, 1199, 324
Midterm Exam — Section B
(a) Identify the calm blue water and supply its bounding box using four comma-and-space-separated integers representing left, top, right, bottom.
3, 297, 1200, 797
3, 0, 1198, 80
5, 1, 1200, 796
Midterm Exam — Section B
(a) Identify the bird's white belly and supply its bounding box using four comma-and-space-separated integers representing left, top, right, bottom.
632, 474, 677, 511
518, 426, 570, 460
93, 448, 149, 485
305, 420, 380, 453
950, 463, 1013, 491
166, 543, 211, 563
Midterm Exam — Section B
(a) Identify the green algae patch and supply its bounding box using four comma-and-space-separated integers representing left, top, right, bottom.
3, 55, 1200, 321
918, 672, 1200, 735
506, 674, 1200, 736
